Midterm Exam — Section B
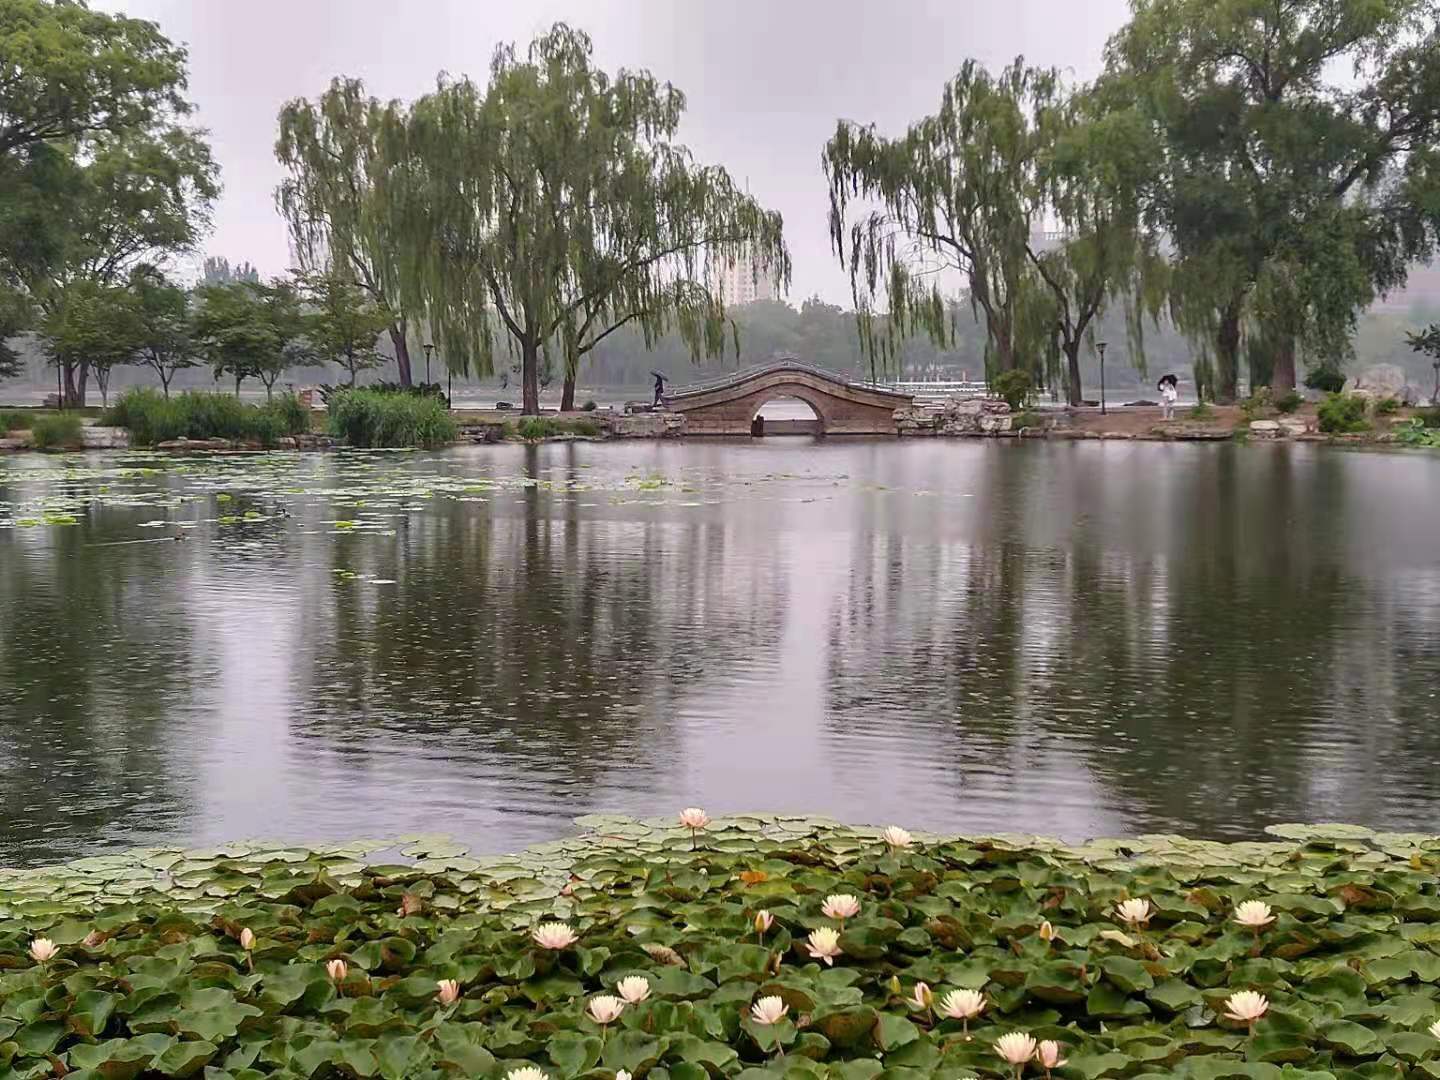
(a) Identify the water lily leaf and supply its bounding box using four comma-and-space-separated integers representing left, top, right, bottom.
1317, 1019, 1384, 1057
872, 1013, 919, 1051
153, 1038, 219, 1077
548, 1032, 603, 1077
435, 1022, 498, 1074
601, 1030, 664, 1073
811, 1006, 878, 1049
1101, 955, 1155, 992
67, 988, 119, 1036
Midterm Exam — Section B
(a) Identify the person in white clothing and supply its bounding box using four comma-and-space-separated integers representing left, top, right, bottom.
1157, 374, 1179, 420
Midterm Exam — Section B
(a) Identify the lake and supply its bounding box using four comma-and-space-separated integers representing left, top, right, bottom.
1, 438, 1438, 867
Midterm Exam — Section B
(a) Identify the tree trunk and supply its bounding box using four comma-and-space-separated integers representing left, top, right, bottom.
96, 367, 110, 409
62, 361, 79, 408
75, 360, 89, 409
159, 369, 172, 398
1215, 300, 1242, 404
560, 370, 576, 412
1271, 335, 1297, 393
1064, 340, 1083, 407
390, 324, 413, 387
521, 339, 540, 415
235, 375, 243, 397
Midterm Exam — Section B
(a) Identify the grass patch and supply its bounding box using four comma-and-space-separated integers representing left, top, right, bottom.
29, 413, 84, 449
1188, 401, 1214, 420
102, 388, 311, 448
326, 387, 457, 448
1274, 391, 1303, 414
1, 816, 1439, 1080
0, 409, 34, 432
510, 416, 604, 440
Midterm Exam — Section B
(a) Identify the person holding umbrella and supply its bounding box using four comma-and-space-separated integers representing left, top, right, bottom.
652, 371, 668, 408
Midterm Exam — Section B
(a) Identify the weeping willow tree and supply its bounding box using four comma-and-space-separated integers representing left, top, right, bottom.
825, 61, 1046, 381
374, 24, 788, 414
824, 62, 1161, 397
276, 79, 420, 386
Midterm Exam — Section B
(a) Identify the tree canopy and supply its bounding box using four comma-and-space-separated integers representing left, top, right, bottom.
193, 279, 311, 398
374, 23, 790, 414
297, 270, 391, 386
0, 0, 192, 159
1105, 0, 1440, 399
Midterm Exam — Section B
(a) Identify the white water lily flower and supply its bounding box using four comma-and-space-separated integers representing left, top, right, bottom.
436, 979, 460, 1006
239, 928, 255, 951
506, 1068, 549, 1080
1429, 1018, 1440, 1040
806, 927, 842, 965
678, 807, 710, 830
995, 1032, 1037, 1066
754, 910, 775, 933
750, 995, 789, 1025
616, 1072, 632, 1080
1224, 990, 1269, 1023
821, 894, 861, 920
532, 922, 579, 950
1233, 900, 1275, 928
616, 975, 651, 1004
1037, 920, 1059, 942
28, 938, 57, 964
326, 959, 348, 983
908, 982, 934, 1010
1038, 1040, 1068, 1069
883, 825, 914, 849
938, 988, 986, 1020
1114, 898, 1152, 927
587, 995, 626, 1025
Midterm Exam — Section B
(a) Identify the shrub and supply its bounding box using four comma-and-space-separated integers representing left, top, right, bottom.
511, 417, 604, 440
1374, 396, 1401, 415
1011, 411, 1042, 430
1317, 392, 1371, 433
102, 388, 310, 447
1239, 387, 1273, 420
581, 399, 598, 411
1275, 391, 1303, 414
991, 369, 1032, 411
0, 409, 33, 432
1304, 366, 1347, 394
1188, 401, 1214, 420
30, 413, 84, 449
319, 381, 447, 404
326, 387, 458, 448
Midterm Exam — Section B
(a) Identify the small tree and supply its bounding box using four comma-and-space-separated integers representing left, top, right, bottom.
41, 278, 141, 407
298, 271, 391, 385
194, 278, 312, 398
129, 267, 198, 396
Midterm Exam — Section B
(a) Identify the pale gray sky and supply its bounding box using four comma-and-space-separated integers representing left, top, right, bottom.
101, 0, 1131, 303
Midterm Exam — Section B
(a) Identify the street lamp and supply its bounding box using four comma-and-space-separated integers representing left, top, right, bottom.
1432, 359, 1439, 405
1096, 341, 1108, 416
423, 342, 434, 385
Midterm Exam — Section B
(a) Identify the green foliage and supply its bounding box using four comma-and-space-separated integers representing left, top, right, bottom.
29, 412, 82, 449
991, 369, 1033, 411
1317, 393, 1371, 434
129, 266, 199, 394
103, 388, 309, 447
511, 417, 604, 440
0, 408, 32, 431
1414, 406, 1440, 428
40, 277, 143, 406
193, 279, 314, 397
1107, 0, 1440, 401
1375, 396, 1401, 416
1305, 367, 1348, 395
1407, 323, 1440, 361
6, 817, 1440, 1080
1238, 387, 1273, 421
1274, 391, 1303, 415
296, 269, 392, 385
1188, 401, 1214, 420
1011, 410, 1042, 430
326, 387, 457, 448
581, 399, 598, 411
1393, 418, 1440, 447
370, 24, 789, 412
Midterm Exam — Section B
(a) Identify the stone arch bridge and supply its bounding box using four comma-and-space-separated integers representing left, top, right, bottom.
663, 359, 914, 435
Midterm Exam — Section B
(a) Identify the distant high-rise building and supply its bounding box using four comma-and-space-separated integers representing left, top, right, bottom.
712, 241, 782, 306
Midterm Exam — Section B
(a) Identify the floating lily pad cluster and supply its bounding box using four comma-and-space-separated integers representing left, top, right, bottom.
3, 816, 1440, 1080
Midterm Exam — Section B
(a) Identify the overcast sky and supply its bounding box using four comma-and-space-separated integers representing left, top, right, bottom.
101, 0, 1132, 304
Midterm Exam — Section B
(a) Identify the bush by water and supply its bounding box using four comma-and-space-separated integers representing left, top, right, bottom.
1317, 393, 1371, 434
103, 389, 311, 447
29, 413, 84, 449
326, 387, 458, 448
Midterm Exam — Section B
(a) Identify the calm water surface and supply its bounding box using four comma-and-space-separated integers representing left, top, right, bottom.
1, 439, 1438, 866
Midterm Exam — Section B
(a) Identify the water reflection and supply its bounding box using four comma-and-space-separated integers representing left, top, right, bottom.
1, 440, 1438, 865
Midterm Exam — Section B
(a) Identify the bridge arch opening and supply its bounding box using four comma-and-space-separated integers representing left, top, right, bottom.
749, 389, 827, 436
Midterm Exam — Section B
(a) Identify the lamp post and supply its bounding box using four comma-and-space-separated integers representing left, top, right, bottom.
1432, 359, 1439, 405
1097, 341, 1108, 416
423, 342, 434, 386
